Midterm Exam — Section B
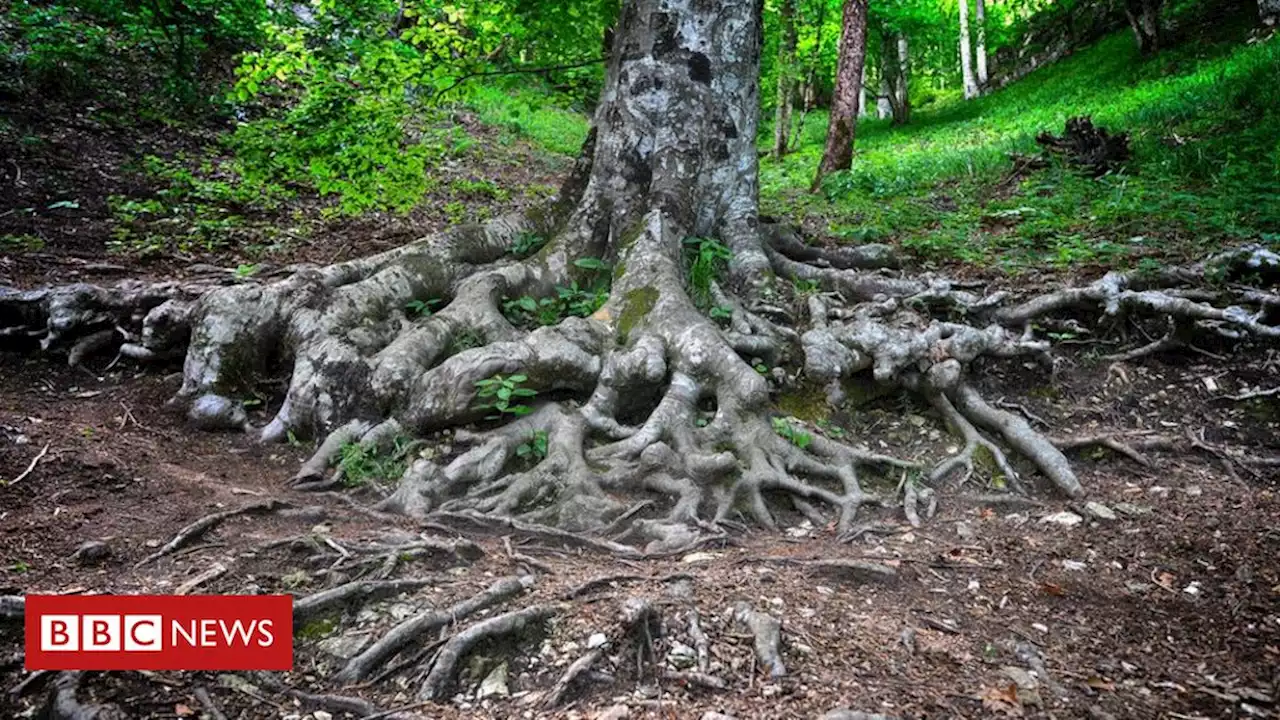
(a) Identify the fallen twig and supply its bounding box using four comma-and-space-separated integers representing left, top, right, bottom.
294, 578, 434, 626
7, 442, 50, 485
135, 499, 289, 568
733, 601, 785, 678
176, 563, 227, 595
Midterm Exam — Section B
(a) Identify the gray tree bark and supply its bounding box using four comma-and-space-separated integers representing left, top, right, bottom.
1263, 0, 1280, 25
975, 0, 988, 89
958, 0, 979, 100
773, 0, 799, 159
892, 34, 911, 124
1123, 0, 1163, 55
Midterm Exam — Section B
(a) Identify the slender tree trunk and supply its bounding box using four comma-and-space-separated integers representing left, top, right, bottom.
876, 69, 892, 119
975, 0, 988, 90
812, 0, 869, 191
1262, 0, 1280, 25
1123, 0, 1163, 55
772, 0, 799, 159
859, 64, 869, 117
958, 0, 979, 100
893, 34, 911, 124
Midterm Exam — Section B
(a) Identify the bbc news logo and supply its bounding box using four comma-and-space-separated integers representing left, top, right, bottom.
25, 595, 292, 671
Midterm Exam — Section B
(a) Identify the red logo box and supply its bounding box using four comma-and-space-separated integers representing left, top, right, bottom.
24, 595, 292, 671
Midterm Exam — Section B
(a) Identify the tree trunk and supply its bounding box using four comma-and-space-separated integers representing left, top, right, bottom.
1123, 0, 1163, 55
1263, 0, 1280, 25
28, 0, 1280, 560
958, 0, 979, 100
975, 0, 988, 89
812, 0, 869, 191
859, 64, 869, 117
876, 69, 892, 119
772, 0, 799, 159
893, 34, 911, 125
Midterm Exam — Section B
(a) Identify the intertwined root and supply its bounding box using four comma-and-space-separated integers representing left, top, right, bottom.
5, 198, 1279, 543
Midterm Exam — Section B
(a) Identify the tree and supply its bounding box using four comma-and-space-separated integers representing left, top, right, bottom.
974, 0, 988, 89
886, 32, 911, 124
958, 0, 979, 99
812, 0, 869, 190
1123, 0, 1164, 55
1264, 0, 1280, 25
9, 0, 1279, 572
773, 0, 800, 159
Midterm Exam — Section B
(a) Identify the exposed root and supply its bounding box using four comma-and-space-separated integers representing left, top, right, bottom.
44, 672, 126, 720
544, 647, 606, 708
418, 603, 565, 700
0, 595, 23, 621
134, 499, 289, 568
192, 688, 228, 720
293, 578, 435, 626
420, 511, 643, 558
733, 602, 786, 679
335, 575, 533, 684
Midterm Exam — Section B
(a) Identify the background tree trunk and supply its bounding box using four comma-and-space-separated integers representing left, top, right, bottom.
877, 69, 893, 119
1262, 0, 1280, 25
812, 0, 869, 191
859, 64, 869, 117
959, 0, 979, 100
1123, 0, 1163, 54
893, 34, 911, 124
772, 0, 799, 159
975, 0, 988, 90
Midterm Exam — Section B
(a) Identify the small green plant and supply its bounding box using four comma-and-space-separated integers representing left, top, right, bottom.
682, 237, 732, 309
234, 263, 260, 279
793, 279, 820, 296
503, 283, 607, 328
337, 436, 412, 487
449, 329, 484, 355
406, 298, 444, 317
709, 305, 733, 322
0, 234, 45, 251
816, 419, 846, 439
512, 232, 547, 257
11, 561, 31, 574
516, 430, 549, 462
754, 362, 769, 374
473, 374, 538, 419
771, 416, 812, 450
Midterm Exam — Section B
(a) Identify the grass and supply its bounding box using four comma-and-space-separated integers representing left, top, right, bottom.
464, 82, 591, 157
759, 28, 1280, 272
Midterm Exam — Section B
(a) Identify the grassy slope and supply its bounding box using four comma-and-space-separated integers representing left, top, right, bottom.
759, 29, 1280, 273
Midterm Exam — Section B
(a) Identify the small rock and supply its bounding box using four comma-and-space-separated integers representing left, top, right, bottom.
595, 704, 629, 720
700, 713, 737, 720
1113, 502, 1153, 516
1040, 511, 1083, 527
1003, 666, 1043, 707
955, 521, 976, 540
1183, 485, 1202, 497
681, 551, 720, 564
1031, 623, 1049, 634
71, 540, 111, 565
477, 662, 509, 699
316, 634, 371, 660
1182, 581, 1201, 596
312, 713, 332, 720
1061, 560, 1087, 571
1083, 502, 1116, 520
587, 633, 608, 650
666, 641, 697, 669
822, 710, 898, 720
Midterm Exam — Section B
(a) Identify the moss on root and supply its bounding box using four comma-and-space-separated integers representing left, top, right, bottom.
617, 286, 658, 345
776, 382, 832, 424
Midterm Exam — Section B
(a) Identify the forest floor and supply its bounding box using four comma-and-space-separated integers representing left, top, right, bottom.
3, 40, 1280, 719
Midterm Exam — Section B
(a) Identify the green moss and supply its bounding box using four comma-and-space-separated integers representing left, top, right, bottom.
776, 382, 832, 424
297, 617, 337, 640
840, 372, 895, 408
616, 286, 658, 345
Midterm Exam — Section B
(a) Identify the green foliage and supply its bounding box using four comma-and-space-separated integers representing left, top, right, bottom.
512, 232, 548, 257
0, 234, 45, 252
792, 278, 820, 296
682, 237, 732, 310
516, 430, 549, 463
406, 298, 443, 317
762, 29, 1280, 272
337, 436, 413, 487
472, 373, 537, 419
771, 416, 813, 450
